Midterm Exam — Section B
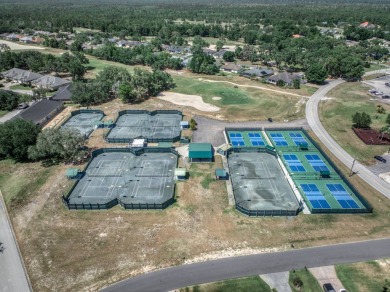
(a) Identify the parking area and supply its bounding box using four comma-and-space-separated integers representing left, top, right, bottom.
365, 75, 390, 100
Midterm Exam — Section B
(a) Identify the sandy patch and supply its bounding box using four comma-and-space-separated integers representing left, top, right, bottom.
158, 92, 220, 112
0, 40, 44, 51
379, 172, 390, 184
212, 96, 222, 100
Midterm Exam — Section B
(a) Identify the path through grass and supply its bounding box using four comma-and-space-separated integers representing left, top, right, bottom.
289, 269, 322, 292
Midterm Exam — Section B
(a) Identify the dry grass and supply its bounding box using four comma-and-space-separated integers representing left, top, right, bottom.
3, 128, 389, 291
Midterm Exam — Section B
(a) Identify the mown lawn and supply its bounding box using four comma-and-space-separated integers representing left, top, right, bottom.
172, 75, 305, 121
364, 63, 387, 72
320, 82, 390, 165
181, 276, 272, 292
10, 84, 32, 90
336, 260, 390, 292
289, 269, 322, 292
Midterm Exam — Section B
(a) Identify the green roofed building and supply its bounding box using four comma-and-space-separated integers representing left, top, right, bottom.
189, 143, 213, 162
215, 168, 228, 180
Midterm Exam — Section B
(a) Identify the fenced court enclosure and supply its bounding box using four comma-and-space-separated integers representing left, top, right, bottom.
63, 148, 178, 210
105, 110, 182, 143
227, 150, 300, 216
61, 109, 104, 138
265, 129, 372, 214
226, 129, 267, 147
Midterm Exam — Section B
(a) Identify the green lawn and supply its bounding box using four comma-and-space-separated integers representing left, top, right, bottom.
320, 82, 390, 165
364, 63, 387, 72
180, 276, 272, 292
171, 75, 304, 121
289, 269, 322, 292
0, 110, 8, 118
10, 84, 32, 90
336, 260, 389, 292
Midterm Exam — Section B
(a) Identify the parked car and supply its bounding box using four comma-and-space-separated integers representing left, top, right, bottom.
382, 95, 390, 99
268, 117, 273, 122
374, 155, 387, 163
17, 103, 29, 109
323, 283, 336, 292
385, 82, 390, 87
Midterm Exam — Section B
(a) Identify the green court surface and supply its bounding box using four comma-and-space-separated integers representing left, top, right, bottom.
266, 130, 314, 150
62, 110, 104, 138
227, 130, 268, 148
265, 129, 370, 214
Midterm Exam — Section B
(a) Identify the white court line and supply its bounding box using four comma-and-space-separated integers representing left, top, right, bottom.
263, 161, 281, 200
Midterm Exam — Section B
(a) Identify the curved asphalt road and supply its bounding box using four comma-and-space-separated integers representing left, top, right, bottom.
102, 238, 390, 292
306, 70, 390, 199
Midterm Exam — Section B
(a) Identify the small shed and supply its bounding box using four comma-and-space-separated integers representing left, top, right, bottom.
215, 168, 228, 180
180, 121, 190, 129
66, 168, 80, 179
216, 144, 232, 156
174, 168, 187, 180
189, 143, 213, 162
131, 139, 146, 148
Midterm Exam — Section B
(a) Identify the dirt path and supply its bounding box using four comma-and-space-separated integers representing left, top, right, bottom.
157, 92, 220, 112
0, 40, 44, 51
198, 78, 308, 98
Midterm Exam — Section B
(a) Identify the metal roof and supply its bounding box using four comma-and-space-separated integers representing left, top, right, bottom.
189, 143, 213, 159
174, 168, 186, 177
215, 168, 227, 177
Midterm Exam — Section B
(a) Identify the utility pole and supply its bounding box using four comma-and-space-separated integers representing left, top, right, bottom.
349, 159, 356, 177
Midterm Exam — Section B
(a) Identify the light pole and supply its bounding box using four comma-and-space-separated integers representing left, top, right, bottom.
349, 159, 356, 177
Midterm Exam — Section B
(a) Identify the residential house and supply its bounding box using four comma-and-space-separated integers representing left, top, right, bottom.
116, 40, 129, 47
359, 22, 375, 29
6, 33, 20, 41
202, 48, 216, 56
20, 36, 33, 43
51, 84, 72, 102
266, 72, 301, 86
240, 68, 274, 79
213, 50, 227, 59
220, 63, 242, 73
13, 99, 64, 127
32, 75, 71, 91
1, 68, 43, 85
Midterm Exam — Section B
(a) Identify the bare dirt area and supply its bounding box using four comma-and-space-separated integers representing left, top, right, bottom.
0, 40, 44, 51
4, 129, 389, 291
157, 92, 221, 112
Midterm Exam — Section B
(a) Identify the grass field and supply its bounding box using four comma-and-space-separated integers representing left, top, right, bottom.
364, 63, 388, 72
1, 126, 389, 291
171, 75, 307, 121
320, 82, 390, 165
336, 260, 390, 292
181, 276, 272, 292
289, 269, 322, 292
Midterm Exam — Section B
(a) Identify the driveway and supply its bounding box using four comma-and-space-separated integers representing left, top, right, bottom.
101, 238, 390, 292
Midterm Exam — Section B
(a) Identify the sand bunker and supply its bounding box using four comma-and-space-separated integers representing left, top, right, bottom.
212, 96, 222, 100
158, 92, 220, 112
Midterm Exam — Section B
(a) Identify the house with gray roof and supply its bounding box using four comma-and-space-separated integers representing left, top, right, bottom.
220, 63, 242, 73
51, 84, 72, 101
32, 75, 71, 90
20, 36, 33, 43
1, 68, 43, 84
13, 99, 64, 127
6, 33, 20, 41
266, 72, 301, 86
240, 68, 274, 79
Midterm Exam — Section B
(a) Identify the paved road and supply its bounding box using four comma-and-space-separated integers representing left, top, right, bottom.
0, 193, 31, 292
102, 238, 390, 292
306, 76, 390, 199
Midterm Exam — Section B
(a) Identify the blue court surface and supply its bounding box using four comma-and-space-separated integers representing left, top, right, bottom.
326, 184, 360, 209
300, 184, 331, 209
283, 154, 306, 172
229, 133, 245, 147
269, 133, 288, 146
248, 133, 265, 146
289, 133, 309, 146
305, 154, 330, 172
